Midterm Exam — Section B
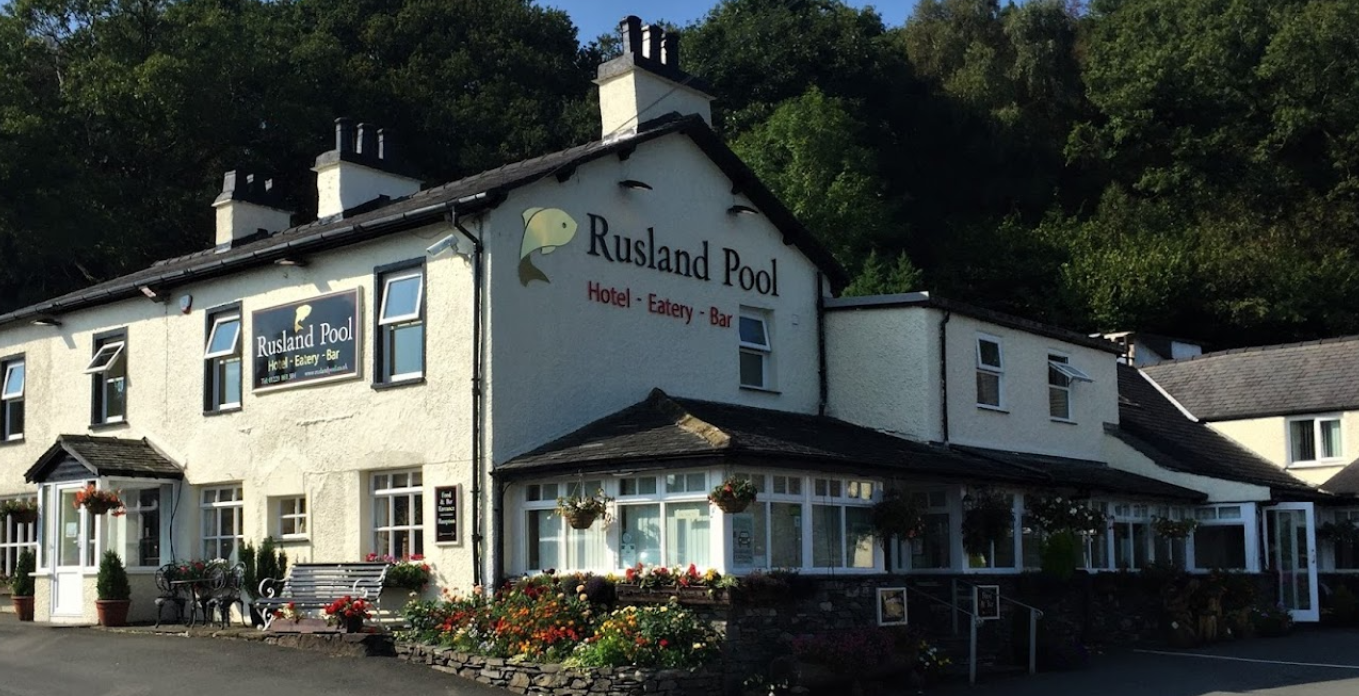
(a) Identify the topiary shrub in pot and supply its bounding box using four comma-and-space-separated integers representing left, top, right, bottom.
242, 537, 288, 627
10, 548, 35, 621
96, 550, 132, 627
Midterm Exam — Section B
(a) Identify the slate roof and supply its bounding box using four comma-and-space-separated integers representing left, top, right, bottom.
951, 445, 1205, 502
0, 113, 847, 329
25, 435, 184, 483
1143, 335, 1359, 420
1323, 458, 1359, 495
1114, 364, 1318, 495
498, 388, 1205, 501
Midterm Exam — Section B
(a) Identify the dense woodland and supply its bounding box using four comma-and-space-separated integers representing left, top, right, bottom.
0, 0, 1355, 348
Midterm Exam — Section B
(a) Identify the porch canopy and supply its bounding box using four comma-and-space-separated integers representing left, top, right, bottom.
496, 389, 1204, 502
24, 434, 184, 484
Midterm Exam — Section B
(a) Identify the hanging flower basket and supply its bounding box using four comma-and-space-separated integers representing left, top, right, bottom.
870, 489, 924, 541
708, 478, 757, 514
563, 508, 600, 530
74, 484, 125, 517
962, 488, 1013, 554
555, 489, 612, 530
1151, 516, 1200, 540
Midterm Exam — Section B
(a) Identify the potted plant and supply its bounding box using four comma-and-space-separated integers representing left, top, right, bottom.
96, 550, 132, 626
74, 484, 125, 516
242, 537, 289, 627
324, 595, 372, 633
555, 489, 612, 530
1, 498, 38, 524
10, 548, 35, 621
374, 554, 432, 593
709, 477, 758, 514
963, 488, 1013, 555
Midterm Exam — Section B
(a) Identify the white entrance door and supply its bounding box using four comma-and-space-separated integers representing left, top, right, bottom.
1264, 503, 1319, 623
52, 485, 95, 617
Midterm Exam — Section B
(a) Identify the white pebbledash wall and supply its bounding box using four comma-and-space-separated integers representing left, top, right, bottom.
0, 225, 478, 623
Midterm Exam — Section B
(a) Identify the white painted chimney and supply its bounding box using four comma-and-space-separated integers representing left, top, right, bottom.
211, 170, 291, 249
313, 118, 421, 219
595, 16, 714, 139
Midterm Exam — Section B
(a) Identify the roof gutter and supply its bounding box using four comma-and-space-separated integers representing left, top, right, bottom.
0, 192, 501, 329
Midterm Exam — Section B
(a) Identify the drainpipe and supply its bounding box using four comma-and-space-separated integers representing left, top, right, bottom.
939, 310, 952, 443
816, 272, 828, 416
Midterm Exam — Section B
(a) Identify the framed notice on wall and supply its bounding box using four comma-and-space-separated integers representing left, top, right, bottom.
877, 587, 908, 626
974, 584, 1001, 621
435, 485, 459, 543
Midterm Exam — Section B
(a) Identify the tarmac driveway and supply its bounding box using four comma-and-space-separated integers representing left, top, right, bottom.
939, 628, 1359, 696
0, 617, 503, 696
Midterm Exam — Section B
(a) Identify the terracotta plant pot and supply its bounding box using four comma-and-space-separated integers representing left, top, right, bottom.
96, 599, 132, 627
12, 596, 34, 622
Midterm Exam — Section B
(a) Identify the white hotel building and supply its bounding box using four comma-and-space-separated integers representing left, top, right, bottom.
0, 17, 1342, 624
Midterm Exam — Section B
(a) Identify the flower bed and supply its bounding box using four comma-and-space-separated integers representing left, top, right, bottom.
400, 573, 723, 669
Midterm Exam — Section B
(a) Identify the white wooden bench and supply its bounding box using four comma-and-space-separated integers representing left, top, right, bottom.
253, 562, 389, 630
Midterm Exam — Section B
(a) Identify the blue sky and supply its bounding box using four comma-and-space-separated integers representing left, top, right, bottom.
545, 1, 916, 43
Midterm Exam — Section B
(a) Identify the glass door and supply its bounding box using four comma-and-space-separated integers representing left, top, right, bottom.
52, 484, 95, 616
1264, 503, 1319, 623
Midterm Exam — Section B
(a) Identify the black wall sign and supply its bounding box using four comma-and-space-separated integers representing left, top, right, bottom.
975, 585, 1001, 621
252, 289, 361, 391
435, 485, 459, 543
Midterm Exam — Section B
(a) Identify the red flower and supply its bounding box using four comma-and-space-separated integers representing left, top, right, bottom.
660, 639, 669, 648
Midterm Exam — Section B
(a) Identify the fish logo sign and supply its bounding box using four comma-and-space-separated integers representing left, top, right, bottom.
293, 304, 312, 332
519, 207, 578, 286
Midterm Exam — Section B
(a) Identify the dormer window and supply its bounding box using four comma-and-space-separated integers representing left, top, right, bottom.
975, 336, 1004, 409
1289, 416, 1342, 465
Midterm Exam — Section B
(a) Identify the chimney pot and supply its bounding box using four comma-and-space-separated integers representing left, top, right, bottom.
642, 24, 663, 62
221, 170, 242, 195
662, 33, 680, 67
620, 15, 643, 57
334, 117, 355, 154
378, 128, 398, 163
357, 123, 378, 157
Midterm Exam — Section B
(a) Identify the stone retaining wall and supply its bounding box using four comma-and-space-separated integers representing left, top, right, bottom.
397, 643, 722, 696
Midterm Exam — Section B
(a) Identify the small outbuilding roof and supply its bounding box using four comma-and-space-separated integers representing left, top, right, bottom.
1322, 458, 1359, 496
1143, 335, 1359, 420
25, 435, 184, 483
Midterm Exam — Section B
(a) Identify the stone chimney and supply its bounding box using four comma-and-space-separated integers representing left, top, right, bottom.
211, 170, 291, 249
595, 16, 714, 138
312, 118, 421, 219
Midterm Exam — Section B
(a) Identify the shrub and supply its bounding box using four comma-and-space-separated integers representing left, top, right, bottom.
571, 600, 722, 669
97, 551, 131, 601
1327, 584, 1359, 626
242, 537, 288, 598
1252, 603, 1294, 637
10, 549, 34, 597
1039, 531, 1083, 581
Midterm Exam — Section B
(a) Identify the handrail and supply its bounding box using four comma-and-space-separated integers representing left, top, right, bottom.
952, 578, 1044, 675
904, 584, 981, 685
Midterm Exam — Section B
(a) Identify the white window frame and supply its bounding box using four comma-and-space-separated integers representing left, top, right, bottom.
83, 342, 125, 374
1048, 353, 1074, 422
1287, 415, 1344, 467
276, 496, 308, 540
205, 313, 243, 410
738, 311, 772, 390
1186, 503, 1257, 573
379, 272, 424, 325
975, 335, 1004, 409
0, 496, 37, 578
372, 469, 424, 559
378, 270, 426, 382
200, 485, 243, 561
1, 358, 23, 441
